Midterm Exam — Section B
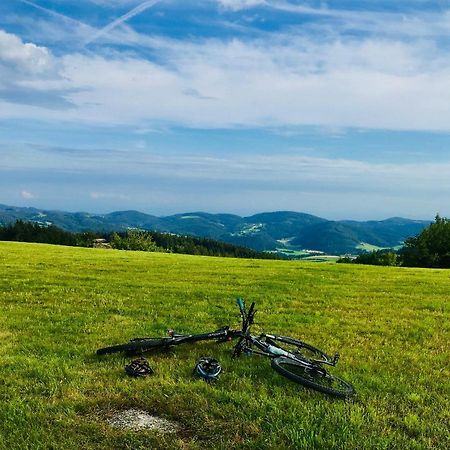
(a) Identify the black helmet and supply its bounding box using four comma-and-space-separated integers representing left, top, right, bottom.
125, 357, 154, 377
194, 356, 222, 382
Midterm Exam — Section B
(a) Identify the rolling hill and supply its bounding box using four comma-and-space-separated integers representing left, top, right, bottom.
0, 204, 429, 255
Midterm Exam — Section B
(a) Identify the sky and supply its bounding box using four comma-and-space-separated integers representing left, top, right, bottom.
0, 0, 449, 220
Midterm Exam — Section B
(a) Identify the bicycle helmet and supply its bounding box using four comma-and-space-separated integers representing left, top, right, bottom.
125, 357, 154, 377
194, 356, 222, 382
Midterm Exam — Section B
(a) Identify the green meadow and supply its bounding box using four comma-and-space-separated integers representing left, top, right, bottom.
0, 241, 448, 449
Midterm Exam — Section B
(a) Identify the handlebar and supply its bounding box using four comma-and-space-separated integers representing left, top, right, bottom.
236, 297, 245, 314
235, 297, 256, 334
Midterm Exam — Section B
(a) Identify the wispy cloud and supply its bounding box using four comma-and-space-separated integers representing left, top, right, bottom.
2, 31, 448, 131
216, 0, 266, 11
2, 143, 449, 218
4, 143, 450, 191
18, 0, 93, 31
3, 2, 450, 131
90, 191, 128, 200
216, 0, 450, 39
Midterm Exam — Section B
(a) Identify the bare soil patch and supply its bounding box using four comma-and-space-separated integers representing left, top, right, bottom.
106, 408, 180, 433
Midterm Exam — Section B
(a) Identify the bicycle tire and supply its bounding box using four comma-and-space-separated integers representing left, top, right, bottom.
271, 357, 355, 398
263, 334, 330, 362
96, 338, 171, 355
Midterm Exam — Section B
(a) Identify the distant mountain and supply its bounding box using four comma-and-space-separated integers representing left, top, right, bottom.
292, 222, 366, 255
0, 204, 430, 256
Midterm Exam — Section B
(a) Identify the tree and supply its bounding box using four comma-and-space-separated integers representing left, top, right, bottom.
400, 214, 450, 268
338, 249, 398, 266
110, 230, 161, 252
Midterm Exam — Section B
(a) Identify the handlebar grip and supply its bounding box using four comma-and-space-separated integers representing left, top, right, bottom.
236, 297, 245, 312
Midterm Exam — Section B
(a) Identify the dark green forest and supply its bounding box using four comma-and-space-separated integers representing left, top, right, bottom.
338, 215, 450, 268
0, 220, 280, 260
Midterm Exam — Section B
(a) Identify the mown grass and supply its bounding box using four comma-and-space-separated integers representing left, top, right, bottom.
0, 241, 449, 449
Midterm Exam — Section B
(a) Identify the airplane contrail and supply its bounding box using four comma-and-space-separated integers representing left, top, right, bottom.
18, 0, 91, 28
18, 0, 161, 47
84, 0, 161, 46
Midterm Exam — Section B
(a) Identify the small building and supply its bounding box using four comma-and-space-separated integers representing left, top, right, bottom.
92, 238, 112, 249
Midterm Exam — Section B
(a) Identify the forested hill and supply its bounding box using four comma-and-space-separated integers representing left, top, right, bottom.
0, 204, 429, 255
0, 221, 280, 260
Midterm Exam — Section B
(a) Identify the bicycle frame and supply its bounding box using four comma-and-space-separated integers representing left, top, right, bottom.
234, 299, 338, 370
235, 333, 328, 370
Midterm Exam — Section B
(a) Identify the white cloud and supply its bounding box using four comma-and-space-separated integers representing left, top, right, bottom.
21, 190, 35, 199
0, 29, 54, 75
2, 11, 450, 131
58, 37, 450, 131
0, 30, 72, 108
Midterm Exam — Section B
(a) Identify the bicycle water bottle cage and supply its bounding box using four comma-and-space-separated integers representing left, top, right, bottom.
194, 356, 222, 382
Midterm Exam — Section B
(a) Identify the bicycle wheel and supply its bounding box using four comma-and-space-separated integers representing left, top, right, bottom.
271, 357, 355, 398
263, 334, 331, 362
96, 338, 171, 355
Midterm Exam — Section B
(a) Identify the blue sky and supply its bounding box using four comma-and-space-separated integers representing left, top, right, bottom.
1, 0, 449, 220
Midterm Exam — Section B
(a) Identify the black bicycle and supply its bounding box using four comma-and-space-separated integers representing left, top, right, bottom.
97, 299, 355, 398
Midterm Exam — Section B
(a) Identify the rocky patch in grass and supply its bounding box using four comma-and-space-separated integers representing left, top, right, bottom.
106, 409, 180, 433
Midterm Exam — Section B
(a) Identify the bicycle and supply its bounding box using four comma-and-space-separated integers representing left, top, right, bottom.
97, 298, 355, 398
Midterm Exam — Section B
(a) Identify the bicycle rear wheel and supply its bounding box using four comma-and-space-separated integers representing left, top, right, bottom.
96, 338, 171, 355
271, 357, 354, 398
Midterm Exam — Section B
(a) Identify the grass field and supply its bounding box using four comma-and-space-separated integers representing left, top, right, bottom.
0, 241, 449, 449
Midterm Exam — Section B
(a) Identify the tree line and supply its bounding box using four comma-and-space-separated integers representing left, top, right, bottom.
0, 220, 281, 260
338, 215, 450, 268
3, 216, 449, 267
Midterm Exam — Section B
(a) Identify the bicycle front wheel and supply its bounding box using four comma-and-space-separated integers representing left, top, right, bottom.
96, 338, 171, 355
271, 357, 355, 398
